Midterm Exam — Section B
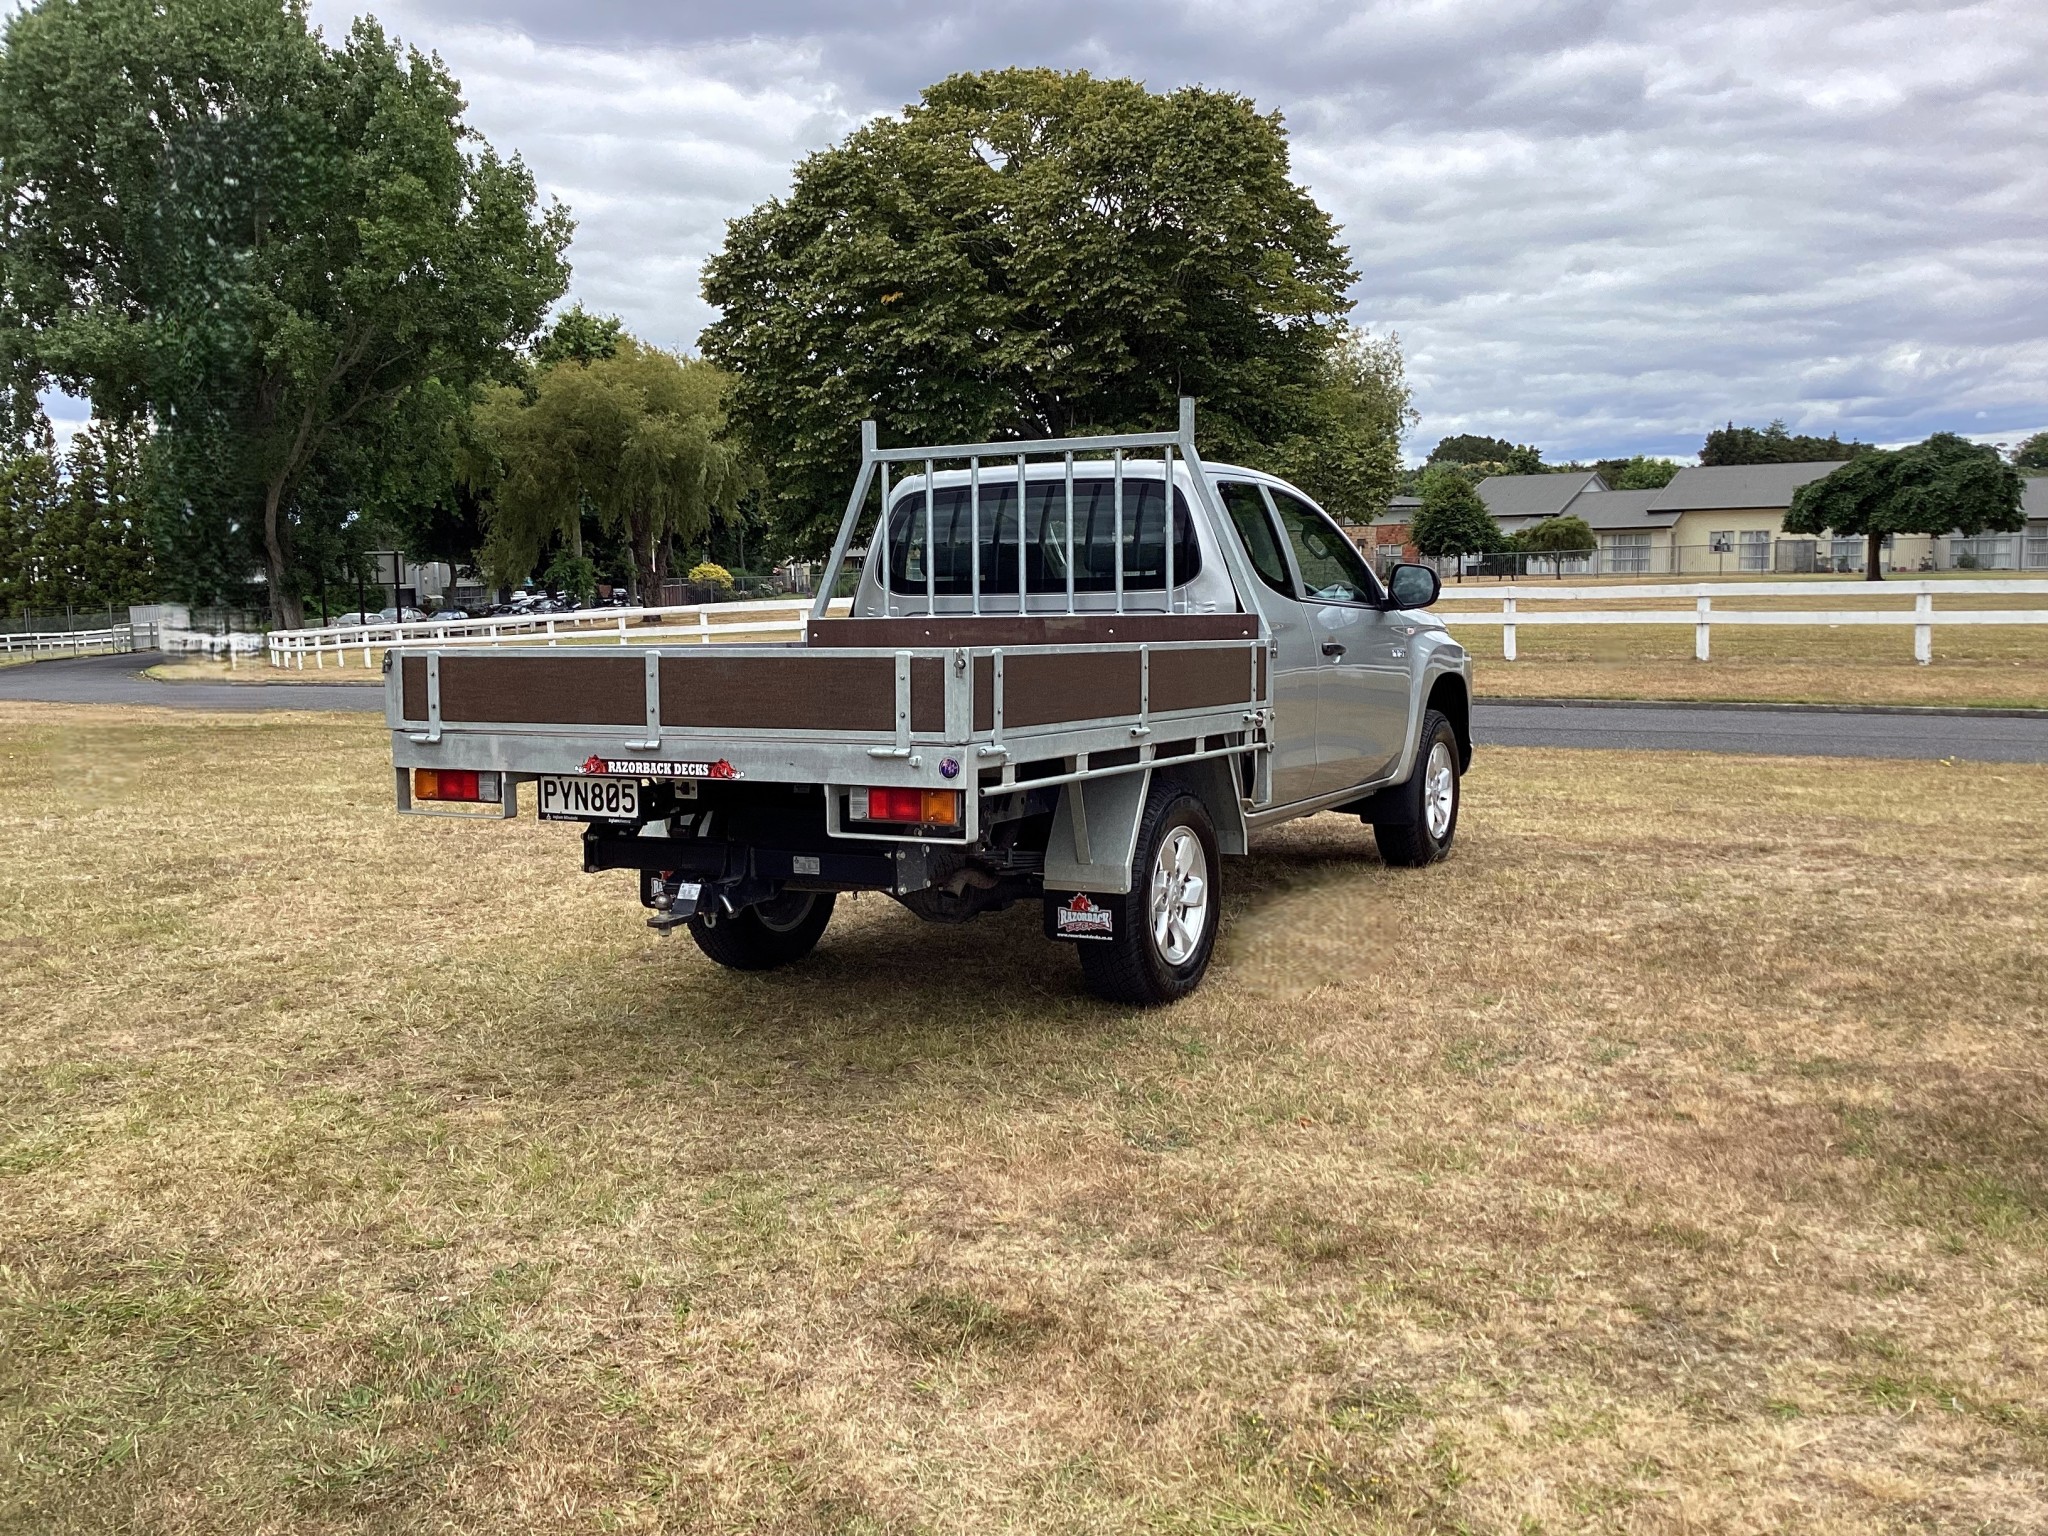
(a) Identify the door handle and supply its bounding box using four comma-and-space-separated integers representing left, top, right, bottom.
1320, 641, 1346, 658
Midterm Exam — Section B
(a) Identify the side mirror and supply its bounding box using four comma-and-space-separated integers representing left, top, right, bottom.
1386, 563, 1440, 610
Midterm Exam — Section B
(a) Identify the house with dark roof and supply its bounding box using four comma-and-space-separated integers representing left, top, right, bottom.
1474, 472, 1608, 536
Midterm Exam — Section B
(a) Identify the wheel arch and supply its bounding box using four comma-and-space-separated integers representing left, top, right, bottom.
1425, 670, 1472, 770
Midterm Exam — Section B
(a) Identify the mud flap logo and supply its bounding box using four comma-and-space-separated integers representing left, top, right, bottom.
1053, 893, 1115, 940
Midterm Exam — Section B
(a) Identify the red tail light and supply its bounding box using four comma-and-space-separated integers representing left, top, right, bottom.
861, 787, 961, 826
415, 768, 500, 803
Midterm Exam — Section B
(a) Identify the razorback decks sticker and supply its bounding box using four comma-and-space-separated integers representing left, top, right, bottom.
1053, 893, 1115, 940
581, 754, 739, 780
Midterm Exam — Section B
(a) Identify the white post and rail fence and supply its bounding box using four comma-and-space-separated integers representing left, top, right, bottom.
13, 581, 2046, 670
1433, 578, 2048, 664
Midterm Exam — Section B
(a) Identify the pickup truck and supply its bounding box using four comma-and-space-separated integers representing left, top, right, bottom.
385, 401, 1471, 1005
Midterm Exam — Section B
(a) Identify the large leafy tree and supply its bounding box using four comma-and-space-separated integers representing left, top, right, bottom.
1701, 419, 1874, 466
1784, 432, 2023, 580
0, 0, 572, 627
472, 339, 755, 601
702, 68, 1360, 554
2010, 431, 2048, 471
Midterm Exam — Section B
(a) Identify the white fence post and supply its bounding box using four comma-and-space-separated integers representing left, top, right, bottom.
1914, 593, 1933, 664
1501, 595, 1517, 661
1695, 596, 1712, 661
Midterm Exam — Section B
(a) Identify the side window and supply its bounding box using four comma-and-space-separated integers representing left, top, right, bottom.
1218, 482, 1293, 597
1266, 489, 1380, 605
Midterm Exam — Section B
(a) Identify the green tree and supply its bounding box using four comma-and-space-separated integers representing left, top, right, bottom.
1427, 434, 1544, 475
0, 0, 572, 627
474, 339, 755, 600
1411, 466, 1501, 564
2010, 431, 2048, 471
1785, 432, 2023, 580
0, 416, 156, 613
1700, 420, 1874, 467
533, 304, 624, 369
1265, 325, 1416, 524
1522, 514, 1594, 553
1602, 455, 1682, 490
702, 67, 1358, 554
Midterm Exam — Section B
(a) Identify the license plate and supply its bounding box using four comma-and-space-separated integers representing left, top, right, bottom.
537, 775, 640, 821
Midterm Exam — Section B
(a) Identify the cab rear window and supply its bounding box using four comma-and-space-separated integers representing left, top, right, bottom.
881, 478, 1201, 596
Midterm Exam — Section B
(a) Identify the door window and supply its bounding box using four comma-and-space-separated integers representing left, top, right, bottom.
1218, 482, 1294, 597
1266, 489, 1380, 604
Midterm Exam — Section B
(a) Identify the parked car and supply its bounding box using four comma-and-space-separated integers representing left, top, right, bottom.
427, 608, 470, 622
328, 611, 375, 628
376, 606, 427, 624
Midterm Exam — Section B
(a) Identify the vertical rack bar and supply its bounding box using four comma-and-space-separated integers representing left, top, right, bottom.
1161, 444, 1175, 614
878, 462, 891, 611
1063, 453, 1075, 615
970, 457, 982, 617
1113, 449, 1125, 615
1016, 454, 1028, 615
923, 460, 936, 617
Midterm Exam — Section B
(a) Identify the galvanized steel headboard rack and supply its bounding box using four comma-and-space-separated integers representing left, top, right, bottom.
808, 397, 1271, 639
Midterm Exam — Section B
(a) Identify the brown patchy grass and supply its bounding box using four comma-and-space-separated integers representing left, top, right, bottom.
144, 660, 380, 686
1449, 621, 2048, 708
2, 705, 2045, 1534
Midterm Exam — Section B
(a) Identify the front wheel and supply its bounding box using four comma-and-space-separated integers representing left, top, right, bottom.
1071, 780, 1221, 1007
688, 889, 836, 972
1371, 708, 1461, 867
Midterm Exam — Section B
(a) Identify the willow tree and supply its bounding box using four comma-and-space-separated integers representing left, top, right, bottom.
475, 340, 754, 600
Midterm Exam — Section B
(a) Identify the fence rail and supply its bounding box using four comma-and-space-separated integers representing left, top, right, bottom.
264, 598, 825, 670
1433, 578, 2048, 663
0, 625, 135, 658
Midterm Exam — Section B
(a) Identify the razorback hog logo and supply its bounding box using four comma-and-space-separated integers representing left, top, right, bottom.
1054, 892, 1115, 940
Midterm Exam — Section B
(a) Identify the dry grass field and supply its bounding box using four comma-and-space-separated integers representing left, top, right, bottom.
2, 705, 2045, 1534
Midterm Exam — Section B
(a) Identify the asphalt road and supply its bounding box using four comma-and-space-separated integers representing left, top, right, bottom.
0, 650, 385, 713
6, 652, 2048, 762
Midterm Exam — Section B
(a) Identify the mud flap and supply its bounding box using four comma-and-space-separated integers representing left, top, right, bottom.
1043, 769, 1151, 895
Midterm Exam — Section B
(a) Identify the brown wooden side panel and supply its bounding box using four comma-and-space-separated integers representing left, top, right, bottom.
438, 654, 644, 725
910, 656, 945, 733
1005, 651, 1142, 727
808, 614, 1256, 648
973, 656, 993, 733
400, 656, 428, 720
661, 654, 894, 732
1149, 646, 1257, 715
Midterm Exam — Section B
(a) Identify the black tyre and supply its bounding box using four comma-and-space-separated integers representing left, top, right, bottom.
1073, 780, 1221, 1007
1371, 708, 1461, 867
688, 889, 836, 972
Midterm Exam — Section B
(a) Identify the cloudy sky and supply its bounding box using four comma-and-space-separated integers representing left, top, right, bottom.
107, 1, 2048, 460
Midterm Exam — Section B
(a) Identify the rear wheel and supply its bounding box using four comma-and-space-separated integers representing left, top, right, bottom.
1074, 781, 1221, 1007
688, 889, 836, 971
1371, 709, 1461, 867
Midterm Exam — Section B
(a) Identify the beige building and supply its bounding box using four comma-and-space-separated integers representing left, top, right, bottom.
1466, 461, 2047, 575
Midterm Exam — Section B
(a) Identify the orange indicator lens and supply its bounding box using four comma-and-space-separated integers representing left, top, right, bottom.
415, 768, 497, 803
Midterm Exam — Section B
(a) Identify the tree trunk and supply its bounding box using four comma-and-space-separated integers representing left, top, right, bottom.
261, 474, 305, 629
1865, 530, 1884, 581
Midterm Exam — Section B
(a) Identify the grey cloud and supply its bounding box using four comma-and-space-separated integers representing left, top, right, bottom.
307, 0, 2046, 459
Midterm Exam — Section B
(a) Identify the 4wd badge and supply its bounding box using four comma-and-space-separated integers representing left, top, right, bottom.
1053, 893, 1115, 941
